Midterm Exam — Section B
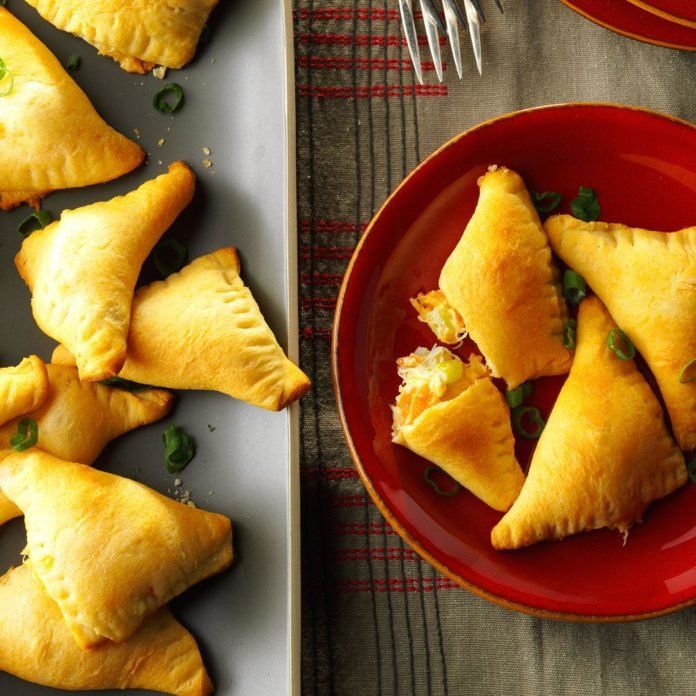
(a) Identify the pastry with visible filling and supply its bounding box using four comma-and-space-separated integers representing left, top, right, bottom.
392, 346, 524, 511
15, 162, 195, 382
0, 564, 212, 695
545, 214, 696, 451
53, 248, 311, 411
25, 0, 219, 74
0, 450, 233, 649
0, 356, 48, 427
491, 297, 686, 550
0, 364, 173, 526
415, 167, 572, 388
0, 8, 143, 210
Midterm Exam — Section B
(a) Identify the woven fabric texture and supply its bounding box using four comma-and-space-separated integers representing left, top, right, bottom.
295, 2, 696, 695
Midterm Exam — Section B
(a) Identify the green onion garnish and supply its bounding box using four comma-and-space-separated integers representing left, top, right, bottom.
163, 424, 196, 474
0, 57, 14, 97
423, 466, 460, 497
505, 381, 532, 409
17, 210, 52, 237
531, 191, 562, 215
153, 83, 184, 114
562, 270, 586, 306
511, 406, 546, 440
688, 454, 696, 484
563, 319, 578, 350
607, 328, 635, 361
99, 377, 151, 392
153, 238, 188, 277
10, 418, 38, 452
678, 358, 696, 384
570, 186, 601, 222
66, 54, 81, 71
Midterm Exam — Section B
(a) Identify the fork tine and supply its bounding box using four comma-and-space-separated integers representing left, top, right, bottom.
464, 0, 486, 22
492, 0, 504, 13
442, 1, 463, 79
398, 0, 423, 85
463, 0, 482, 76
420, 0, 444, 82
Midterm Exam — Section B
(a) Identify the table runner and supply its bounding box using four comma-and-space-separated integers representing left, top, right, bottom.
294, 2, 696, 694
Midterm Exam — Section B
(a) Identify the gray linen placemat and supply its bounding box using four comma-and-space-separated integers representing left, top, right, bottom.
294, 2, 696, 694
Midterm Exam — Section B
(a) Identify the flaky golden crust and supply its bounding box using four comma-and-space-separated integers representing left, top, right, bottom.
0, 356, 48, 427
0, 8, 144, 209
114, 247, 310, 410
546, 215, 696, 451
491, 297, 686, 551
439, 167, 572, 388
396, 377, 524, 511
25, 0, 219, 72
0, 565, 212, 695
0, 450, 233, 648
15, 162, 195, 381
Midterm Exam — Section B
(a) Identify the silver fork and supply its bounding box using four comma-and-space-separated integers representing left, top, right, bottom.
398, 0, 503, 82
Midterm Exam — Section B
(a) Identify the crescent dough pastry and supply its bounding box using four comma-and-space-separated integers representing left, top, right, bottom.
392, 347, 524, 511
0, 565, 212, 695
0, 8, 144, 210
0, 356, 48, 427
0, 450, 233, 649
491, 297, 686, 551
25, 0, 219, 74
545, 215, 696, 451
15, 162, 196, 381
55, 248, 311, 410
437, 167, 572, 388
0, 364, 173, 526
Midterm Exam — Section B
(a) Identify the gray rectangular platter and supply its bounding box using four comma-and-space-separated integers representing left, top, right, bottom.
0, 1, 299, 695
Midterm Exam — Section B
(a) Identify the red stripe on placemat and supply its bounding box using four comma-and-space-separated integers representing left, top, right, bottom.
301, 466, 359, 481
300, 245, 355, 260
300, 219, 368, 235
300, 327, 332, 341
329, 494, 377, 508
335, 547, 422, 561
297, 32, 445, 48
294, 7, 406, 22
300, 272, 345, 287
335, 522, 401, 537
301, 297, 338, 310
329, 577, 461, 593
298, 84, 448, 99
298, 55, 440, 73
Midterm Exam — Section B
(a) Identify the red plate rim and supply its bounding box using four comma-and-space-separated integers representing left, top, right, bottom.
625, 0, 696, 30
560, 0, 696, 51
331, 102, 696, 623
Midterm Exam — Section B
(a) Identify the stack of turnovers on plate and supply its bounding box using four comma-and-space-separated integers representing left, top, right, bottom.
0, 8, 310, 695
392, 166, 694, 550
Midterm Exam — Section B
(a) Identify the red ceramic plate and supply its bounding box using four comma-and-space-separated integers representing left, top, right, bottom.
561, 0, 696, 49
626, 0, 696, 28
333, 104, 696, 621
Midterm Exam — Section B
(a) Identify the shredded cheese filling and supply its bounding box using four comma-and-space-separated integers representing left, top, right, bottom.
410, 290, 467, 345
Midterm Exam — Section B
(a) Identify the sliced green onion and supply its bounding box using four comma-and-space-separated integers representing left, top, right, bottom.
512, 406, 546, 440
531, 191, 562, 215
66, 54, 81, 71
570, 186, 601, 222
17, 210, 52, 237
153, 83, 184, 114
423, 466, 460, 497
10, 418, 38, 452
607, 328, 635, 361
153, 238, 188, 277
506, 382, 532, 409
678, 358, 696, 384
563, 319, 578, 350
688, 454, 696, 484
562, 270, 586, 306
0, 57, 14, 97
99, 377, 152, 392
163, 424, 196, 474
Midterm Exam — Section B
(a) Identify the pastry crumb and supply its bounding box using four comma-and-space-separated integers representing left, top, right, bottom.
203, 159, 212, 168
153, 66, 167, 80
202, 146, 211, 156
157, 138, 165, 147
133, 128, 141, 139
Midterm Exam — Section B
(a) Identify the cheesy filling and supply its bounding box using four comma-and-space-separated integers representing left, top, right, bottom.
410, 290, 467, 345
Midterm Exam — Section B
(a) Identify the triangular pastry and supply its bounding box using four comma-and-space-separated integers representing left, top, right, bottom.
25, 0, 219, 74
491, 297, 686, 550
545, 215, 696, 451
0, 450, 233, 648
0, 364, 173, 526
0, 565, 212, 695
54, 248, 311, 410
0, 356, 48, 427
0, 8, 144, 210
392, 347, 524, 511
434, 167, 572, 388
16, 162, 196, 381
